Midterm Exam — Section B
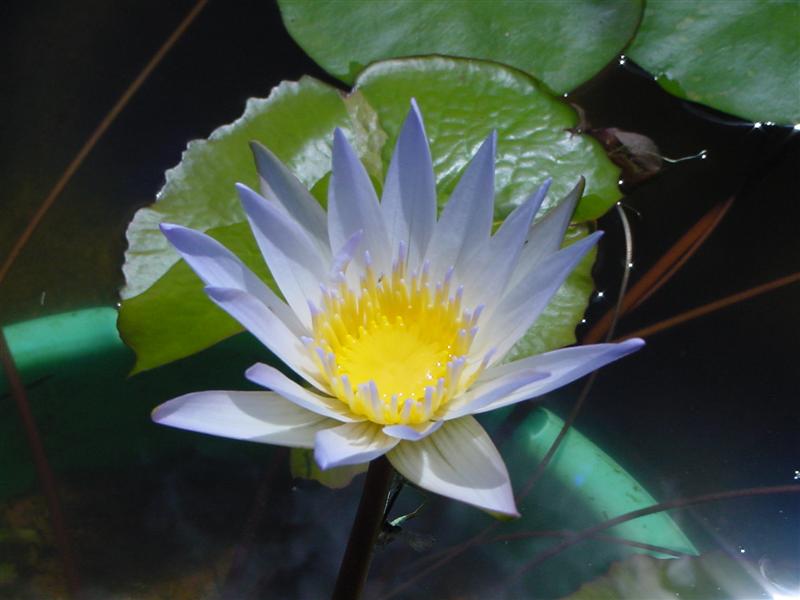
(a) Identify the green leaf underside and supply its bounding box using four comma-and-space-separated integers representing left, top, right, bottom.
120, 57, 620, 373
354, 57, 621, 223
627, 0, 800, 125
278, 0, 643, 95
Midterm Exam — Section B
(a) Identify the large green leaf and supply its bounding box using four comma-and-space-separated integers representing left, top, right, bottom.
278, 0, 643, 94
627, 0, 800, 125
354, 57, 621, 222
121, 79, 385, 300
120, 58, 620, 372
118, 223, 275, 374
118, 79, 386, 371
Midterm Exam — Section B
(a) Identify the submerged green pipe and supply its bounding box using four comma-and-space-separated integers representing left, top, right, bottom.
0, 307, 125, 394
512, 408, 698, 556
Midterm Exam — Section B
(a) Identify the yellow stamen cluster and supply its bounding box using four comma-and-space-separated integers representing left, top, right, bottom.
306, 251, 482, 425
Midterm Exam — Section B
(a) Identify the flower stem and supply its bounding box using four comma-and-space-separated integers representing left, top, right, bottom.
332, 456, 394, 600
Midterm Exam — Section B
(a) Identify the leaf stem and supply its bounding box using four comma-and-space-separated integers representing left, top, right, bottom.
332, 456, 394, 600
0, 330, 80, 595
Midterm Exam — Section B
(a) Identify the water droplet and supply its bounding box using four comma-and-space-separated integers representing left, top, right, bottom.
738, 546, 746, 554
627, 262, 634, 269
753, 121, 763, 129
580, 318, 587, 324
793, 123, 800, 131
793, 469, 800, 480
618, 54, 627, 65
596, 291, 605, 299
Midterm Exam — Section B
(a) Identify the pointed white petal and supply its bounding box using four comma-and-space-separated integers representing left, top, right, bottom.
387, 417, 518, 516
474, 231, 602, 362
329, 229, 364, 281
245, 362, 360, 423
152, 390, 336, 447
425, 131, 496, 281
471, 339, 645, 414
238, 183, 330, 326
204, 286, 323, 389
381, 100, 436, 269
249, 141, 329, 251
159, 223, 304, 335
329, 129, 390, 274
509, 178, 585, 290
440, 368, 550, 420
462, 179, 551, 312
382, 420, 443, 441
314, 421, 399, 469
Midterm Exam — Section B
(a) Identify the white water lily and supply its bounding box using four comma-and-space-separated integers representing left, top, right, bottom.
152, 101, 643, 516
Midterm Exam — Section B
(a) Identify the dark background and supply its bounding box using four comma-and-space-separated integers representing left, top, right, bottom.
1, 1, 798, 597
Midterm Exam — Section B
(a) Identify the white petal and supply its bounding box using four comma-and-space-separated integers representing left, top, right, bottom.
249, 141, 329, 252
425, 131, 496, 282
509, 178, 585, 290
470, 339, 645, 414
152, 390, 335, 447
204, 286, 323, 389
387, 416, 518, 516
328, 129, 390, 275
440, 368, 550, 420
238, 183, 330, 327
381, 100, 436, 269
462, 179, 551, 312
314, 421, 399, 469
245, 362, 360, 423
159, 223, 304, 336
474, 231, 602, 362
329, 229, 364, 283
382, 420, 443, 441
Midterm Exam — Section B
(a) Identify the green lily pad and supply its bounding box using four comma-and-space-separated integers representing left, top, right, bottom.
278, 0, 643, 94
120, 58, 620, 372
627, 0, 800, 125
118, 79, 386, 371
118, 222, 276, 375
354, 56, 621, 223
121, 78, 385, 300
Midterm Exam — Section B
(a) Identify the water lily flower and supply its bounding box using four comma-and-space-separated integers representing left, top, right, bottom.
152, 101, 643, 517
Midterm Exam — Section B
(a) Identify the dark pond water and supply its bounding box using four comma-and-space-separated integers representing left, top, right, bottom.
2, 1, 798, 598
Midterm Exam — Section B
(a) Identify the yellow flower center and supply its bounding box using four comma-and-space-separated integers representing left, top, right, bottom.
306, 253, 482, 425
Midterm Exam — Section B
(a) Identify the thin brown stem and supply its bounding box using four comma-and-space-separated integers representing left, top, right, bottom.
0, 0, 208, 288
333, 457, 394, 600
490, 530, 690, 558
617, 272, 800, 341
0, 330, 80, 595
584, 196, 733, 344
